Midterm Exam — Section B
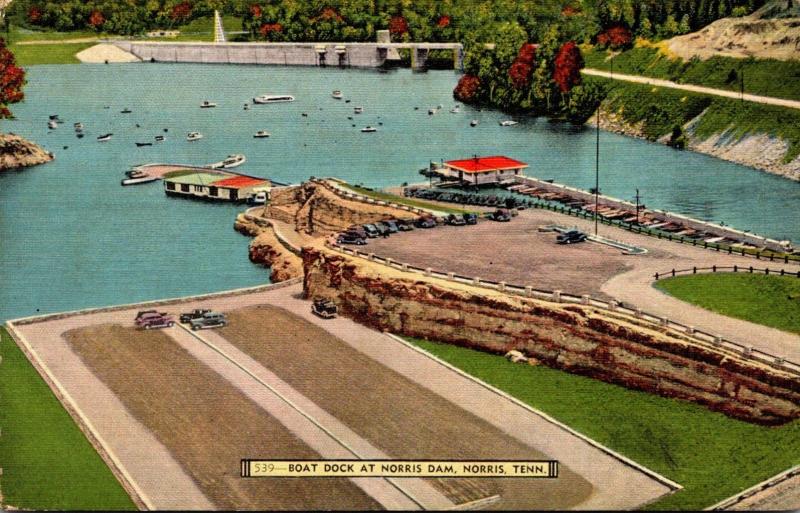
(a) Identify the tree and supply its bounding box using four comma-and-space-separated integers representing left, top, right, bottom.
553, 41, 583, 94
565, 81, 605, 125
388, 15, 408, 40
88, 10, 105, 29
453, 74, 480, 102
0, 39, 25, 119
170, 1, 192, 22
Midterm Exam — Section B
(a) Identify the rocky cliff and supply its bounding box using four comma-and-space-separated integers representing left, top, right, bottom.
234, 214, 303, 283
266, 181, 418, 235
0, 134, 53, 171
303, 246, 800, 425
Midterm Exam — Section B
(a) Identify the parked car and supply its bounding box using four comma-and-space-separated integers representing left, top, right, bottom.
396, 219, 414, 231
374, 221, 391, 236
445, 213, 466, 226
383, 219, 400, 233
135, 311, 174, 330
311, 298, 338, 319
487, 209, 512, 222
463, 213, 478, 225
362, 224, 380, 238
189, 312, 228, 330
415, 216, 437, 229
556, 229, 588, 244
347, 225, 368, 239
337, 233, 367, 245
180, 309, 211, 323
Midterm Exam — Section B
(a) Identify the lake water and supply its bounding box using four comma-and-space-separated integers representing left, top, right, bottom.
1, 63, 798, 321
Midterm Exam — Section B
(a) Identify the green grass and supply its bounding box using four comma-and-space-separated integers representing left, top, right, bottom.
151, 15, 243, 42
405, 336, 800, 510
0, 327, 136, 510
655, 274, 800, 334
585, 45, 800, 102
337, 182, 475, 214
10, 42, 94, 65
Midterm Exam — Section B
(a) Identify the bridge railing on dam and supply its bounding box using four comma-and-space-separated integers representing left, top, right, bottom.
111, 40, 464, 70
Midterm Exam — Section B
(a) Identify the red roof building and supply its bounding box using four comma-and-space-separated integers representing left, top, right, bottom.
441, 155, 528, 185
211, 175, 268, 189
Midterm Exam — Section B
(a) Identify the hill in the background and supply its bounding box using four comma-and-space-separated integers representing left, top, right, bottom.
666, 0, 800, 61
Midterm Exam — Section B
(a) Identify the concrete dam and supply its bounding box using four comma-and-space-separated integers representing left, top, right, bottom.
110, 41, 464, 70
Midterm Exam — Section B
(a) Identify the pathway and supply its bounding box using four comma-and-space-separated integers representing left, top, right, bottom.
582, 68, 800, 111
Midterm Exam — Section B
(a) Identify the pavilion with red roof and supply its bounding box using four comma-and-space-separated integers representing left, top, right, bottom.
440, 155, 528, 185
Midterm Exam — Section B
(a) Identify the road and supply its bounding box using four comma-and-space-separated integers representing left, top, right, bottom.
582, 68, 800, 111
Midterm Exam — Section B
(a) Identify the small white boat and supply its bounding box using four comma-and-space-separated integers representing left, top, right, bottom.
450, 105, 461, 113
470, 119, 479, 127
74, 122, 83, 130
186, 132, 203, 141
499, 120, 518, 126
121, 174, 158, 186
209, 154, 246, 169
155, 135, 165, 142
353, 106, 363, 114
253, 95, 295, 104
97, 133, 113, 142
48, 120, 58, 129
253, 130, 271, 138
428, 107, 438, 115
200, 100, 217, 108
361, 126, 377, 133
332, 90, 343, 99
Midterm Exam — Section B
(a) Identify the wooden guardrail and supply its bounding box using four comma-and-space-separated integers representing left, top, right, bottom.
325, 240, 800, 377
654, 265, 800, 280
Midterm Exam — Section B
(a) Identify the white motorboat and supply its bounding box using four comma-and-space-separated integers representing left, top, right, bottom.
209, 154, 246, 169
353, 106, 363, 114
97, 133, 113, 142
74, 122, 83, 130
253, 95, 295, 104
200, 100, 217, 108
155, 135, 165, 142
428, 107, 439, 115
186, 132, 203, 141
361, 126, 377, 133
48, 120, 58, 129
470, 119, 479, 127
332, 90, 343, 99
121, 174, 158, 186
253, 130, 271, 138
499, 120, 518, 126
450, 105, 461, 113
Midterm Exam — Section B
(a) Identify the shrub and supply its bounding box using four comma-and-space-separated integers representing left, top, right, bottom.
453, 74, 481, 102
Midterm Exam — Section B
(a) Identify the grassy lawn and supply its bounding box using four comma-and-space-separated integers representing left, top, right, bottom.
336, 182, 474, 214
654, 273, 800, 334
405, 336, 800, 510
0, 327, 136, 510
10, 42, 94, 65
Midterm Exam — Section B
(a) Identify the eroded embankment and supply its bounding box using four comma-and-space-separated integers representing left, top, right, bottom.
303, 246, 800, 425
0, 134, 53, 171
234, 214, 302, 283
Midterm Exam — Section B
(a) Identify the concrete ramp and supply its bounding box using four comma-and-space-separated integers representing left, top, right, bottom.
77, 43, 140, 63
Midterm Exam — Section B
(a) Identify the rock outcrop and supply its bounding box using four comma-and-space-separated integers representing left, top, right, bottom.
266, 181, 418, 235
304, 246, 800, 425
234, 214, 303, 283
0, 134, 53, 171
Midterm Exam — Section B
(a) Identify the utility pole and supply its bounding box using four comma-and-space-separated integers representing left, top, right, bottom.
594, 103, 600, 236
740, 68, 744, 104
634, 188, 642, 224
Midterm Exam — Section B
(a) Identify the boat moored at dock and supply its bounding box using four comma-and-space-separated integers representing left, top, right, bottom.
208, 154, 246, 169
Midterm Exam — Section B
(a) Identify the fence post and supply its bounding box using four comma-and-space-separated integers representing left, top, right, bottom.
672, 269, 676, 277
712, 265, 716, 273
473, 276, 481, 285
765, 268, 770, 276
367, 253, 374, 261
693, 266, 697, 274
655, 272, 660, 280
525, 286, 533, 297
749, 266, 753, 273
447, 272, 455, 280
498, 281, 506, 292
733, 265, 738, 273
713, 335, 723, 346
686, 326, 695, 335
608, 300, 618, 311
743, 346, 753, 357
581, 295, 590, 305
756, 251, 761, 260
401, 263, 408, 271
553, 290, 562, 303
634, 308, 643, 318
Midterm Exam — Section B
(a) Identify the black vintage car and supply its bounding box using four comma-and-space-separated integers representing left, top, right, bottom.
463, 213, 478, 225
337, 233, 367, 245
556, 229, 588, 244
445, 213, 466, 226
180, 309, 211, 323
312, 298, 338, 319
415, 216, 437, 228
487, 209, 512, 222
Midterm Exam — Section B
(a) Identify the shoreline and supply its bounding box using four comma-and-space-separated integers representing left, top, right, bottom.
0, 133, 54, 171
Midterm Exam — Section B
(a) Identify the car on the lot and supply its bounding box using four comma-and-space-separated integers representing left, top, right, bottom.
383, 219, 400, 233
445, 213, 466, 226
189, 311, 228, 330
487, 209, 512, 222
463, 213, 478, 225
311, 298, 338, 319
374, 221, 392, 236
135, 311, 174, 329
347, 225, 369, 239
415, 216, 437, 229
396, 219, 414, 231
362, 224, 380, 238
337, 233, 367, 245
180, 309, 211, 323
556, 229, 588, 244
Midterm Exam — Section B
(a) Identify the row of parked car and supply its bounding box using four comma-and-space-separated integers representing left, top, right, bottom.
405, 187, 526, 209
134, 309, 228, 330
336, 211, 495, 245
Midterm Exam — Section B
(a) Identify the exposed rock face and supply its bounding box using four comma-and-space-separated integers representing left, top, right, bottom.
234, 214, 303, 283
266, 181, 417, 235
303, 246, 800, 425
0, 134, 54, 171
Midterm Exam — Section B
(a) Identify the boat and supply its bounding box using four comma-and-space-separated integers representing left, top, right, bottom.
470, 119, 478, 127
499, 120, 518, 126
49, 114, 60, 121
428, 108, 437, 115
155, 135, 165, 142
97, 133, 113, 142
186, 132, 203, 141
120, 108, 132, 114
361, 126, 377, 133
125, 169, 146, 178
252, 95, 295, 104
200, 100, 217, 108
450, 105, 461, 113
47, 120, 58, 129
253, 130, 271, 138
121, 174, 158, 186
74, 122, 83, 130
243, 104, 249, 110
353, 106, 363, 114
76, 133, 84, 139
209, 154, 246, 169
332, 90, 343, 99
136, 142, 153, 147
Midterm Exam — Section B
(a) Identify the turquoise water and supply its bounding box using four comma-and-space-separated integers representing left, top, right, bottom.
1, 63, 799, 320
